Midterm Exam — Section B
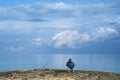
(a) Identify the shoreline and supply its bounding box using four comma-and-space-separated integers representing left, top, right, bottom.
0, 68, 120, 80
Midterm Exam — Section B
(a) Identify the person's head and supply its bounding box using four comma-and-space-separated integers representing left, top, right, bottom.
69, 58, 72, 62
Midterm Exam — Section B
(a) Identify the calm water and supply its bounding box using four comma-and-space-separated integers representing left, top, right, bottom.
0, 54, 120, 73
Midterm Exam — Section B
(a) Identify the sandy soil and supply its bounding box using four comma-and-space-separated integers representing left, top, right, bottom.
0, 69, 120, 80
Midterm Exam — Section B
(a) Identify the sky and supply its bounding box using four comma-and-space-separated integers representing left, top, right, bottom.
0, 0, 120, 55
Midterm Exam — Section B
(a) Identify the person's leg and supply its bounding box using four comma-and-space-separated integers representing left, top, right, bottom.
70, 68, 73, 72
68, 68, 72, 73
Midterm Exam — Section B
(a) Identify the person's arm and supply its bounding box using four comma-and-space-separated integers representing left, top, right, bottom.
74, 62, 75, 66
73, 62, 75, 68
66, 62, 68, 66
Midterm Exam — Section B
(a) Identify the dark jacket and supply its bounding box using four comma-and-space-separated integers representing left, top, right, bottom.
66, 61, 75, 69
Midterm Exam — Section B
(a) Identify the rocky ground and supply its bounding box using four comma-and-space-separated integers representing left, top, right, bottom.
0, 69, 120, 80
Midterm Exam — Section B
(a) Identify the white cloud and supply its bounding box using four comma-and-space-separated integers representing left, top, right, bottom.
52, 28, 118, 48
92, 27, 118, 41
79, 33, 91, 44
32, 37, 43, 47
52, 30, 80, 48
10, 46, 24, 52
52, 30, 91, 48
0, 2, 119, 32
42, 2, 71, 10
0, 2, 119, 49
0, 18, 77, 33
103, 16, 120, 25
0, 2, 117, 21
0, 21, 34, 33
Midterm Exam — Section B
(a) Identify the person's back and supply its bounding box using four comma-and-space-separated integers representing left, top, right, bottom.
66, 58, 75, 72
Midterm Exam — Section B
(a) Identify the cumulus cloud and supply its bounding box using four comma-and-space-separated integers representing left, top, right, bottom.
0, 2, 119, 50
52, 30, 80, 48
52, 27, 118, 48
92, 27, 118, 41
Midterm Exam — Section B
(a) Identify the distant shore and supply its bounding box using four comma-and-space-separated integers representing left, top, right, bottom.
0, 69, 120, 80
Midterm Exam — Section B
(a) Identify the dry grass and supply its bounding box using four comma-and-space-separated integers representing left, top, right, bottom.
0, 69, 120, 80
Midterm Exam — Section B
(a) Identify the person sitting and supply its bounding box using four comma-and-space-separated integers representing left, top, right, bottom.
66, 58, 75, 72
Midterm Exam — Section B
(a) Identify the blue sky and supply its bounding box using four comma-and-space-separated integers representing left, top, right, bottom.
0, 0, 120, 7
0, 0, 120, 54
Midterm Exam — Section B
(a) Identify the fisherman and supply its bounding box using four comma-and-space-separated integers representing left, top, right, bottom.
66, 58, 75, 72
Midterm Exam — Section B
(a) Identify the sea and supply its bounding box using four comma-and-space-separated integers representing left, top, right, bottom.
0, 53, 120, 73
